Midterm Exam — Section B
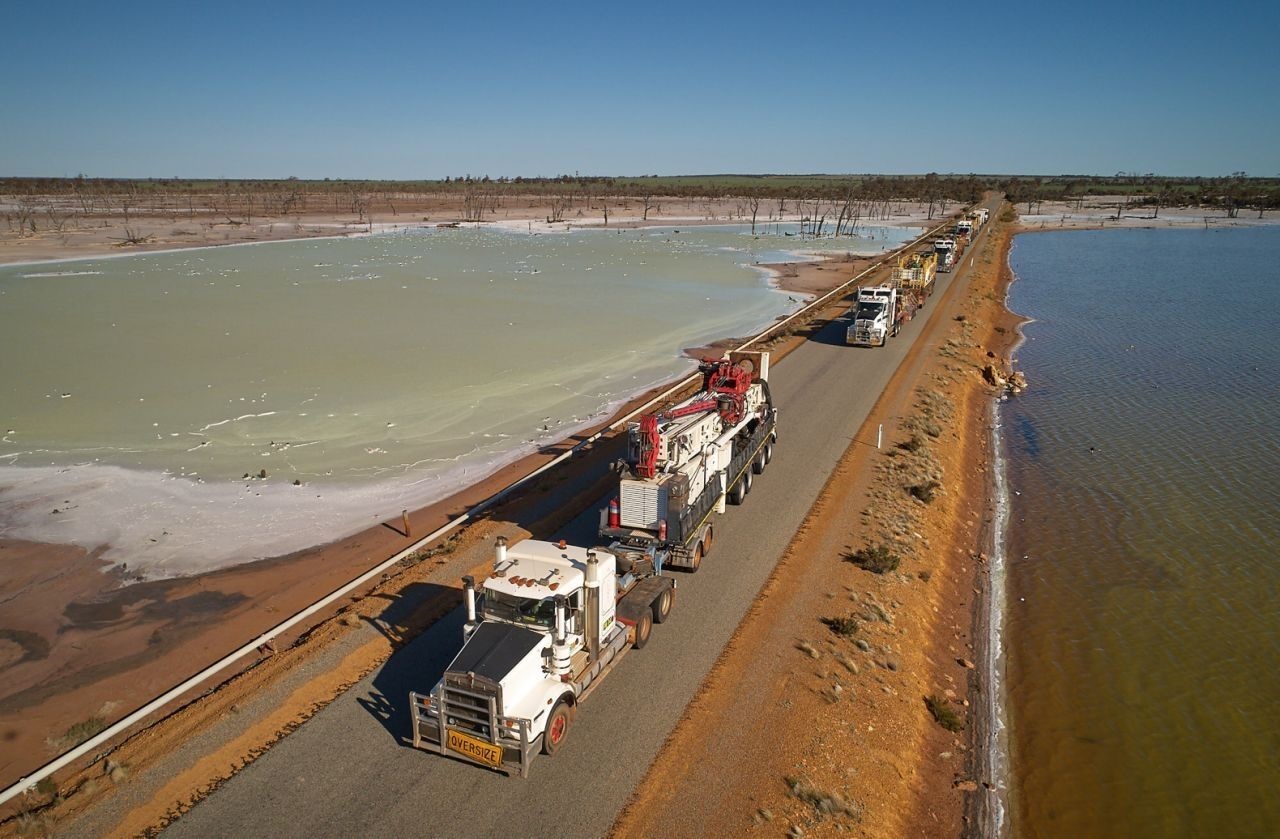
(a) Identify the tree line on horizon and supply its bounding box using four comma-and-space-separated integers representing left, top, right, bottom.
3, 172, 1278, 233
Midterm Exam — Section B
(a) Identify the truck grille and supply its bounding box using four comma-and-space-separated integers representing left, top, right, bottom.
442, 676, 498, 737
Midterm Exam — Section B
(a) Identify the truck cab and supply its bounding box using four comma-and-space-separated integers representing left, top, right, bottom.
847, 286, 898, 347
410, 537, 673, 776
934, 237, 956, 272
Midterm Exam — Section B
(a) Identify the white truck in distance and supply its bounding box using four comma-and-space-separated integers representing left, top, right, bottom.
846, 286, 900, 347
599, 351, 777, 572
934, 237, 956, 272
410, 536, 675, 777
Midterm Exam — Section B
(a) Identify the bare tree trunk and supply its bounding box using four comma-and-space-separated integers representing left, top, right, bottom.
641, 194, 655, 220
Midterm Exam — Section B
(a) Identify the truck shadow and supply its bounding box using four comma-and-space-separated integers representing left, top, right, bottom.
805, 313, 860, 347
356, 589, 466, 747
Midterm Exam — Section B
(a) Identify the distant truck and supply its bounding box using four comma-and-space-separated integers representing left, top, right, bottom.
410, 536, 676, 777
933, 237, 956, 272
847, 286, 902, 347
598, 350, 777, 572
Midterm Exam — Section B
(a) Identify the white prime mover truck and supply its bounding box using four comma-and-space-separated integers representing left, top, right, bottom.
846, 286, 901, 347
410, 536, 675, 776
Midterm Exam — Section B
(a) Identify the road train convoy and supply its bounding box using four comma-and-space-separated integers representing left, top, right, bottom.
410, 206, 988, 775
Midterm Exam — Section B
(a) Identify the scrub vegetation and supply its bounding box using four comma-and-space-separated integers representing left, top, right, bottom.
843, 544, 901, 574
925, 694, 965, 733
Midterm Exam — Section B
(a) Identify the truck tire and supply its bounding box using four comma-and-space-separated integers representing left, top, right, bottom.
653, 586, 674, 623
700, 524, 714, 557
764, 442, 774, 465
687, 542, 703, 573
633, 609, 653, 649
752, 448, 766, 474
542, 699, 572, 756
729, 477, 747, 506
743, 469, 753, 496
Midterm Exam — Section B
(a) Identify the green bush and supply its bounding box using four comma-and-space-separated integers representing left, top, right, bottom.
60, 716, 107, 748
820, 616, 860, 637
925, 694, 965, 732
844, 544, 900, 574
910, 479, 942, 503
898, 434, 926, 453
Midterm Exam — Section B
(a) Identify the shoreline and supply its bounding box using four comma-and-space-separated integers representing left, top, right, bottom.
0, 196, 939, 268
967, 216, 1027, 837
0, 213, 919, 795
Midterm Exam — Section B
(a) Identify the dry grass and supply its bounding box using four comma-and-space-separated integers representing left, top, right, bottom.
785, 776, 862, 820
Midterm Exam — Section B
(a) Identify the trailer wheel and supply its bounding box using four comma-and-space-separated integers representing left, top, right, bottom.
653, 586, 674, 623
700, 524, 714, 557
764, 442, 774, 465
541, 700, 572, 756
752, 448, 766, 474
633, 609, 653, 649
743, 469, 753, 496
729, 477, 747, 506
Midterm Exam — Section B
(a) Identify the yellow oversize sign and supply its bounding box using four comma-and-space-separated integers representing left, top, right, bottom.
446, 729, 504, 768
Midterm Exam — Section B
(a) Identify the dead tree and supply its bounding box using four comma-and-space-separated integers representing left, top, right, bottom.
641, 193, 657, 221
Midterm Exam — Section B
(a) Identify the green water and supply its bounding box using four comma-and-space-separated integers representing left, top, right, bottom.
0, 223, 909, 576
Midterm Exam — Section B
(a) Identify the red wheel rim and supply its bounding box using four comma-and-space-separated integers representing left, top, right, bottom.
550, 714, 566, 744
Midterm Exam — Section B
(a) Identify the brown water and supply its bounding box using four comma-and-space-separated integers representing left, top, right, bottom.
999, 228, 1280, 837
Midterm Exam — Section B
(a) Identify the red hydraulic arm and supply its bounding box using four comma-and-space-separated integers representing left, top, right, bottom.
632, 359, 755, 479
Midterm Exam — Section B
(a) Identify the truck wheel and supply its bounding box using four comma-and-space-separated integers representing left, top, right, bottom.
653, 586, 674, 623
729, 478, 747, 506
752, 449, 766, 474
687, 542, 703, 573
542, 699, 572, 756
633, 609, 653, 649
743, 469, 753, 496
700, 525, 714, 557
764, 442, 774, 465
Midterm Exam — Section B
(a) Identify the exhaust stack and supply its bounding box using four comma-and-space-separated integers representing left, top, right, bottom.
585, 551, 601, 660
550, 594, 571, 676
462, 575, 478, 639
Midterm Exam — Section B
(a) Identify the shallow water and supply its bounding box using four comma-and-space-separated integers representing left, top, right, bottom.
0, 223, 910, 576
1000, 227, 1280, 837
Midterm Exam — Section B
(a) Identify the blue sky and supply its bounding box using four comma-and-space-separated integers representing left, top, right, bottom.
3, 0, 1277, 178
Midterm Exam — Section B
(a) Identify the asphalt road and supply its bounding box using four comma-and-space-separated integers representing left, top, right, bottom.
164, 214, 992, 838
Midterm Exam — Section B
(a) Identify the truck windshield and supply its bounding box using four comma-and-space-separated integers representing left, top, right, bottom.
856, 303, 884, 318
484, 589, 556, 629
